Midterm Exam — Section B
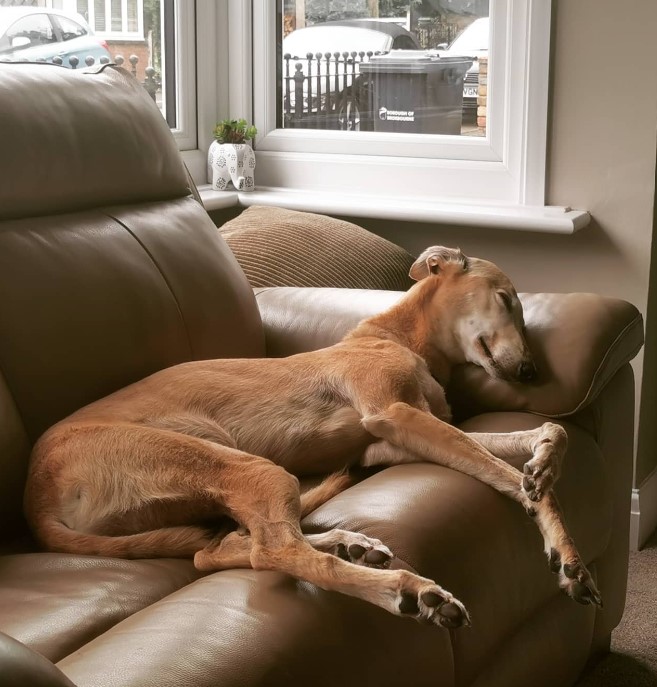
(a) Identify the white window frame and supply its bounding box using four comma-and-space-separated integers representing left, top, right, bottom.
169, 0, 197, 151
247, 0, 550, 207
189, 0, 587, 232
83, 0, 145, 41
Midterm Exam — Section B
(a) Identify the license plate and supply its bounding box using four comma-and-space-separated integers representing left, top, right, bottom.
464, 86, 478, 97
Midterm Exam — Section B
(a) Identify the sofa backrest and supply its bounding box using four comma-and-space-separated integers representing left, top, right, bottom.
0, 63, 264, 539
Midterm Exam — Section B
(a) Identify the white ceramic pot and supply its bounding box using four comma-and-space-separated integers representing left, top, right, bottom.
208, 141, 256, 192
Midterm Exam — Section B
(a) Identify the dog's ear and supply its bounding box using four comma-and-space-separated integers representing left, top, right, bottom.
409, 246, 469, 281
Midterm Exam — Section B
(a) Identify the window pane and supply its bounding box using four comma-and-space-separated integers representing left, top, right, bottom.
57, 15, 88, 41
93, 0, 105, 31
110, 0, 121, 32
1, 13, 55, 52
279, 0, 489, 137
0, 0, 176, 130
127, 0, 137, 32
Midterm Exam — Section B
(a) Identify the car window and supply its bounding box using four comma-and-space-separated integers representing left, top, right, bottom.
0, 14, 56, 53
56, 15, 88, 42
392, 35, 419, 50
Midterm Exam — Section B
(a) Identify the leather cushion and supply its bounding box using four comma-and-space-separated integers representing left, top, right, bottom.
0, 64, 190, 221
255, 287, 643, 418
303, 412, 611, 686
220, 206, 416, 290
57, 569, 454, 687
0, 554, 201, 663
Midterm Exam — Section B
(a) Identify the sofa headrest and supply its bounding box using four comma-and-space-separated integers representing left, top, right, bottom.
0, 63, 191, 221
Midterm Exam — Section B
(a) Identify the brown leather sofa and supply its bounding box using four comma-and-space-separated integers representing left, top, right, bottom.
0, 64, 644, 687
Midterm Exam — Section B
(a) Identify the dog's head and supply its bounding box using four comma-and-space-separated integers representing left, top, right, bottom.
409, 246, 536, 383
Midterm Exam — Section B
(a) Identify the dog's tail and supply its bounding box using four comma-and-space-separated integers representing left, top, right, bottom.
300, 470, 354, 518
32, 515, 212, 559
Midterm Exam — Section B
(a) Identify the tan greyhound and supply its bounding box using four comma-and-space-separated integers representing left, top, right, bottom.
24, 246, 602, 629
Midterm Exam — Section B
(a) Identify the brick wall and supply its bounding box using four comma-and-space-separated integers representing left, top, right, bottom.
477, 56, 487, 129
107, 41, 150, 81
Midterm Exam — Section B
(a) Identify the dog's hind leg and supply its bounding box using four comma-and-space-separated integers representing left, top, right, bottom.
196, 528, 393, 570
362, 403, 601, 607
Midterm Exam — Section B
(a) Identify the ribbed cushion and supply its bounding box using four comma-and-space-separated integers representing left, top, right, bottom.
219, 206, 415, 290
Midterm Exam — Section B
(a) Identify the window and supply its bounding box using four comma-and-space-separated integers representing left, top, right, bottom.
242, 0, 555, 216
75, 0, 144, 40
0, 0, 196, 152
0, 13, 56, 51
56, 14, 87, 40
279, 2, 489, 139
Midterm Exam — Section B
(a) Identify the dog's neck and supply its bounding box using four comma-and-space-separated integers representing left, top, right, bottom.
346, 278, 460, 387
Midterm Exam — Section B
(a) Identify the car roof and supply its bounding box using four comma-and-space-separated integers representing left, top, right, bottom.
318, 19, 418, 43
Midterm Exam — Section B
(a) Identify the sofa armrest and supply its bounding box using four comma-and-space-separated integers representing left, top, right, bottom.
255, 287, 643, 419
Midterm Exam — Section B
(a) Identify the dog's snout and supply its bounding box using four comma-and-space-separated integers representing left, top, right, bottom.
517, 360, 537, 383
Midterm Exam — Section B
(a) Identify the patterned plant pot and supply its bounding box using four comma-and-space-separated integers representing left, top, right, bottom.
208, 141, 256, 192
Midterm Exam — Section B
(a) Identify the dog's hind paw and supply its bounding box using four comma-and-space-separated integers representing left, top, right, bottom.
398, 582, 471, 629
327, 531, 393, 569
307, 529, 394, 568
547, 549, 603, 608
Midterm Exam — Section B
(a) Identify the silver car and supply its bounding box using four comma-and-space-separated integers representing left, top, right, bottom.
0, 7, 110, 68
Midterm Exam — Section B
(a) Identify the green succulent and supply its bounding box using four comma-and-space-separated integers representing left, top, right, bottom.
213, 118, 257, 144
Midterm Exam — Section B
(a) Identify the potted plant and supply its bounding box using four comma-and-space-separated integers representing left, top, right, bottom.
208, 119, 257, 192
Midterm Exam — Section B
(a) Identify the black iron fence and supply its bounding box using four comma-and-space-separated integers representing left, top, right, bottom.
415, 21, 460, 49
282, 51, 377, 131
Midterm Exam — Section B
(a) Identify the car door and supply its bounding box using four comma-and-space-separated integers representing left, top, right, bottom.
50, 13, 97, 67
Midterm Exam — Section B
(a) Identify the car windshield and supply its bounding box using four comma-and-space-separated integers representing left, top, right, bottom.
449, 17, 489, 53
283, 25, 392, 58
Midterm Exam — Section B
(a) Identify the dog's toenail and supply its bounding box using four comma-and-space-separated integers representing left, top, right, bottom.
527, 506, 536, 517
364, 549, 389, 565
563, 563, 577, 579
523, 464, 532, 475
439, 602, 463, 621
571, 581, 593, 604
523, 476, 535, 491
348, 544, 366, 559
421, 591, 443, 607
399, 593, 419, 615
336, 543, 350, 561
549, 549, 561, 573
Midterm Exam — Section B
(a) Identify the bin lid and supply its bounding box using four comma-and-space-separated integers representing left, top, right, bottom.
360, 50, 472, 73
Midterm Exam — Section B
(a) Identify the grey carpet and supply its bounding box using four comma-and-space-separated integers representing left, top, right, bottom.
576, 528, 657, 686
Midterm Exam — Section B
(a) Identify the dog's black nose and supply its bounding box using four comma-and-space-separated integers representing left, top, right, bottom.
517, 361, 537, 382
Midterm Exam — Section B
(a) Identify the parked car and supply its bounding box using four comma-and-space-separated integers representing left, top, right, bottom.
0, 7, 110, 68
435, 16, 489, 116
283, 19, 420, 59
282, 19, 421, 130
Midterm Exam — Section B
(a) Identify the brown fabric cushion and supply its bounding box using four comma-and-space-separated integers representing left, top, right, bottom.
219, 206, 415, 290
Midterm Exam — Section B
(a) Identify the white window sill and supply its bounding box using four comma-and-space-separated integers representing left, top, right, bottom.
198, 185, 590, 235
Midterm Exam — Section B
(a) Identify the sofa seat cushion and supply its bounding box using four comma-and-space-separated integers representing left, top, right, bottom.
57, 568, 455, 687
303, 412, 611, 686
0, 554, 201, 663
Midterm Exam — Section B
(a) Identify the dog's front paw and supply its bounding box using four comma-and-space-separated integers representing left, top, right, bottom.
522, 423, 568, 501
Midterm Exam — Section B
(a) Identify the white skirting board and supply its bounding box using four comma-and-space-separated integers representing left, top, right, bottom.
630, 466, 657, 550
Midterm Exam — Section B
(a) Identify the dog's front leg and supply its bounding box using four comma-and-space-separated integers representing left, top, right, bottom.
465, 424, 568, 502
362, 403, 602, 607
